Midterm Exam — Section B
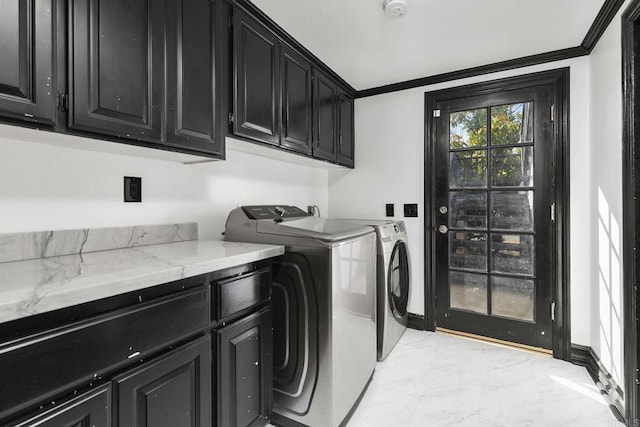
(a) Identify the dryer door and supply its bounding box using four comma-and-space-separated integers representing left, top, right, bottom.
388, 241, 410, 318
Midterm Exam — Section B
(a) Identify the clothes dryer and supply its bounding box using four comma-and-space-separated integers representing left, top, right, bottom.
345, 220, 411, 360
225, 205, 376, 427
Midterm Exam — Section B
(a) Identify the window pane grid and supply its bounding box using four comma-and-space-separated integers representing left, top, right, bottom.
447, 102, 537, 321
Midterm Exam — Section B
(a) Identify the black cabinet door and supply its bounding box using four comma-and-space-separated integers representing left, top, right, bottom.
216, 306, 272, 427
12, 384, 111, 427
0, 0, 57, 125
115, 336, 211, 427
233, 8, 279, 145
69, 0, 163, 142
337, 93, 354, 168
312, 69, 337, 162
165, 0, 221, 155
280, 44, 312, 154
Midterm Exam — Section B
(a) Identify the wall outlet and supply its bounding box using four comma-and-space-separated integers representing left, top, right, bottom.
124, 177, 142, 202
404, 203, 418, 217
385, 203, 394, 217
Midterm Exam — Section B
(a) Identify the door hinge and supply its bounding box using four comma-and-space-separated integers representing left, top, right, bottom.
551, 104, 555, 122
433, 109, 441, 118
228, 112, 234, 124
551, 301, 556, 321
550, 202, 556, 222
57, 92, 69, 113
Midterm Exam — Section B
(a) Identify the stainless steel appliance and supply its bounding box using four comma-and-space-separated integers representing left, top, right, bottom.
345, 219, 411, 360
225, 205, 376, 427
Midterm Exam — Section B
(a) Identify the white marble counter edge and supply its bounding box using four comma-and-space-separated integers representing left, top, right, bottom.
0, 242, 284, 324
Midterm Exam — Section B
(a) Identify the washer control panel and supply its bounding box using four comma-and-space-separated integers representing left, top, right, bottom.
241, 205, 310, 220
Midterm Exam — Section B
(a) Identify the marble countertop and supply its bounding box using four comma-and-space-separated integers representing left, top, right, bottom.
0, 240, 284, 324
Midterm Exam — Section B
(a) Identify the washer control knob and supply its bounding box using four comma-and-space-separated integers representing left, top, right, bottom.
439, 206, 448, 214
438, 225, 448, 234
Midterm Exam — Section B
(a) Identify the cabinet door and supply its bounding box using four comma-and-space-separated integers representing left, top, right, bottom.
12, 384, 111, 427
312, 69, 337, 162
233, 9, 279, 145
216, 306, 272, 427
337, 93, 354, 168
69, 0, 162, 142
0, 0, 56, 125
165, 0, 221, 155
115, 336, 211, 427
280, 45, 312, 154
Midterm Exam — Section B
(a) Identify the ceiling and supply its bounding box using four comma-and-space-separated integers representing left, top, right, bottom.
251, 0, 607, 91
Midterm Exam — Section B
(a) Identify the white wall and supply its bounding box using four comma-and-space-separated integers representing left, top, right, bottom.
0, 134, 329, 239
328, 57, 593, 346
587, 0, 631, 390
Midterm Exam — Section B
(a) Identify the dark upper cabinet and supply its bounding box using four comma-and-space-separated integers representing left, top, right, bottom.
233, 8, 280, 145
165, 0, 222, 155
231, 4, 355, 167
12, 384, 111, 427
0, 0, 57, 125
69, 0, 222, 156
216, 306, 272, 427
114, 336, 211, 427
280, 45, 312, 154
69, 0, 163, 142
312, 69, 337, 162
337, 93, 354, 168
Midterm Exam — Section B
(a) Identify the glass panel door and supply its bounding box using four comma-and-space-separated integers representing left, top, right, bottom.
434, 86, 554, 349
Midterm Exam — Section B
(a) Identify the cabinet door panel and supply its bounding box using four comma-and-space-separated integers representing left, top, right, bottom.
233, 9, 279, 145
12, 384, 111, 427
70, 0, 162, 141
337, 94, 354, 168
115, 336, 211, 427
280, 45, 311, 154
217, 306, 272, 427
313, 69, 337, 162
0, 0, 56, 124
165, 0, 221, 155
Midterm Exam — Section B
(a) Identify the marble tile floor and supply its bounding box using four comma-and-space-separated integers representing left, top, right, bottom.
347, 329, 622, 427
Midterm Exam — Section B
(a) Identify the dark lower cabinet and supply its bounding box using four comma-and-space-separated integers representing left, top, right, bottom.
0, 264, 274, 427
0, 0, 57, 125
337, 93, 354, 167
233, 7, 280, 145
313, 69, 338, 162
12, 384, 111, 427
216, 306, 273, 427
115, 336, 211, 427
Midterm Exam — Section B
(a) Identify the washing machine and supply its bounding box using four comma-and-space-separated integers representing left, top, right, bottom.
346, 220, 411, 360
225, 205, 377, 427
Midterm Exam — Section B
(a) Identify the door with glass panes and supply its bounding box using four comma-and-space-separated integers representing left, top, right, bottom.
434, 85, 554, 349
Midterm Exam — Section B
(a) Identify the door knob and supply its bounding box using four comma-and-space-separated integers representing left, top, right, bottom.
438, 225, 448, 234
439, 206, 448, 214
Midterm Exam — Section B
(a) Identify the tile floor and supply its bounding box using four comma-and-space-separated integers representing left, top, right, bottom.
347, 329, 622, 426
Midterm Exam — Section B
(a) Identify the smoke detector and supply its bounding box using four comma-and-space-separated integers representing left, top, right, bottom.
382, 0, 408, 19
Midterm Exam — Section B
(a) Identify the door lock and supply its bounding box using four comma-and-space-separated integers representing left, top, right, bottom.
438, 225, 448, 234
